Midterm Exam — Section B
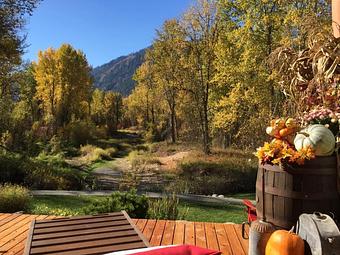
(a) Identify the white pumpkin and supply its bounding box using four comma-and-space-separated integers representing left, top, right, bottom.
294, 124, 335, 156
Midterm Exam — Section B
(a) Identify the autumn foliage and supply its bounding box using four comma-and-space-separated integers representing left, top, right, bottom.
126, 0, 334, 153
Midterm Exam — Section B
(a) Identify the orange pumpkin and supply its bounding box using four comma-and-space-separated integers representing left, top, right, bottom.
265, 229, 304, 255
279, 127, 295, 137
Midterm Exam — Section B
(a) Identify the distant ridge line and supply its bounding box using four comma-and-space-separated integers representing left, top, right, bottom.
92, 47, 148, 96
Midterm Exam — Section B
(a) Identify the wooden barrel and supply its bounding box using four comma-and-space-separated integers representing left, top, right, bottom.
256, 156, 340, 229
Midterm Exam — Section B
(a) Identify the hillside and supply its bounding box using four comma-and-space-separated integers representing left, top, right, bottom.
92, 48, 146, 96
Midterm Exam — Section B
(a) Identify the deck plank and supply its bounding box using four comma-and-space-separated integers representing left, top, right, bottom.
149, 220, 166, 246
184, 221, 195, 245
194, 222, 207, 248
135, 219, 147, 233
160, 221, 175, 246
224, 224, 246, 255
0, 215, 33, 243
0, 214, 20, 225
0, 215, 27, 232
141, 219, 156, 241
233, 224, 249, 253
3, 215, 50, 255
0, 214, 248, 255
0, 214, 12, 222
172, 221, 185, 245
204, 222, 219, 251
215, 223, 232, 255
0, 215, 38, 249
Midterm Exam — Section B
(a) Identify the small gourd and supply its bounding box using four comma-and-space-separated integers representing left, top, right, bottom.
265, 229, 304, 255
294, 124, 335, 156
266, 126, 280, 138
274, 118, 286, 129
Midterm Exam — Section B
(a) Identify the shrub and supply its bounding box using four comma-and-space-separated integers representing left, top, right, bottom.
148, 194, 188, 220
128, 150, 161, 170
0, 184, 31, 213
0, 150, 95, 191
0, 153, 27, 184
168, 150, 257, 195
47, 135, 62, 154
63, 120, 97, 146
79, 144, 117, 164
25, 153, 95, 190
0, 131, 13, 149
105, 147, 118, 157
83, 189, 149, 218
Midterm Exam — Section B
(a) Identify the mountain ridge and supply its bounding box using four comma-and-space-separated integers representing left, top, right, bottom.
92, 48, 147, 96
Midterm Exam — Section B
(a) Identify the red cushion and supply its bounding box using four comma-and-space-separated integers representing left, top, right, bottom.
132, 245, 221, 255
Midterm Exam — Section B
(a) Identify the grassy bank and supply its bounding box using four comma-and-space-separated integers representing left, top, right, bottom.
27, 195, 247, 223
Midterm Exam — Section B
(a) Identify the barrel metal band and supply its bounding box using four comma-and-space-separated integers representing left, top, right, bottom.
256, 183, 339, 200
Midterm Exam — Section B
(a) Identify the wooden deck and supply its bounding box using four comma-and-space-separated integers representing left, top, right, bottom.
0, 213, 249, 255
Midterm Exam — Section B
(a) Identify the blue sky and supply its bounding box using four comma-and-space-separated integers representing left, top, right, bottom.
24, 0, 193, 67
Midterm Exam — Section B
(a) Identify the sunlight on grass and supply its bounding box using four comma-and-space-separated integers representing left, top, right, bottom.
28, 195, 106, 216
229, 193, 256, 200
27, 195, 247, 223
180, 202, 247, 223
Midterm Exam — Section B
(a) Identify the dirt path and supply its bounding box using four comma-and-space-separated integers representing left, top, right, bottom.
92, 158, 130, 190
91, 151, 193, 190
65, 129, 192, 191
158, 151, 191, 171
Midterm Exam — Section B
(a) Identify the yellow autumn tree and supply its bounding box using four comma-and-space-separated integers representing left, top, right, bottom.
34, 44, 93, 131
180, 0, 222, 153
212, 0, 331, 147
128, 61, 167, 140
103, 91, 122, 134
91, 88, 105, 125
146, 19, 186, 143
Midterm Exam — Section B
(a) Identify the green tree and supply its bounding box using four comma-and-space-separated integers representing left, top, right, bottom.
9, 63, 40, 149
0, 0, 40, 136
0, 0, 40, 98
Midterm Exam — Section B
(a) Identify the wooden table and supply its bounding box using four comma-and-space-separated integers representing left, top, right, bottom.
23, 211, 149, 255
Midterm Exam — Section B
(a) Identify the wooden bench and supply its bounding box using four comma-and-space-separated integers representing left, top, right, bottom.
24, 211, 150, 255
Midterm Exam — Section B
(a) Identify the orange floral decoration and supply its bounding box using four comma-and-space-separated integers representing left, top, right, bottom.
255, 127, 315, 166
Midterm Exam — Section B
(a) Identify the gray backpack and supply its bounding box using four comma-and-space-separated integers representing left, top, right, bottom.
296, 212, 340, 255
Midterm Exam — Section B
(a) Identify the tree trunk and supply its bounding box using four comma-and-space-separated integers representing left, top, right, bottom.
114, 99, 121, 131
202, 99, 210, 154
151, 105, 155, 125
170, 104, 176, 143
145, 92, 149, 127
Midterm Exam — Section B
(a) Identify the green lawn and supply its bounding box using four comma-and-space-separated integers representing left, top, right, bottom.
229, 193, 255, 200
179, 202, 247, 223
27, 195, 247, 223
28, 195, 106, 216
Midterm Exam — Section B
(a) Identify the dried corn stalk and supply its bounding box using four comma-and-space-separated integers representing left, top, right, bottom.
269, 30, 340, 116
